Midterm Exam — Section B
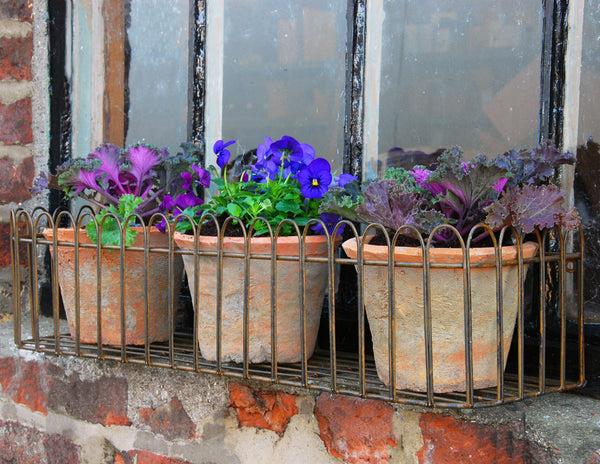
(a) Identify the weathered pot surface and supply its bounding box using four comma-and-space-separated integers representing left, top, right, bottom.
174, 232, 333, 364
43, 227, 182, 346
343, 236, 539, 393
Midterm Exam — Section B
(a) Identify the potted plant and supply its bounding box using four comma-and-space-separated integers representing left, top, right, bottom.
321, 143, 580, 392
164, 136, 353, 364
32, 143, 196, 345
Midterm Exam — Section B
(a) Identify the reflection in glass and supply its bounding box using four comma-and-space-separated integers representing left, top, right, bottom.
221, 0, 346, 171
365, 1, 543, 177
126, 0, 190, 152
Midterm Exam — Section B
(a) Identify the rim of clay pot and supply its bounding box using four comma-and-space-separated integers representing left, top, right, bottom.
173, 232, 341, 254
342, 235, 539, 264
42, 226, 166, 245
173, 230, 335, 247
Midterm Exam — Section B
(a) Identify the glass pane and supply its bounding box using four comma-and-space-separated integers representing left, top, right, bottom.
221, 0, 347, 172
576, 0, 600, 322
578, 0, 600, 145
126, 0, 190, 152
365, 0, 543, 177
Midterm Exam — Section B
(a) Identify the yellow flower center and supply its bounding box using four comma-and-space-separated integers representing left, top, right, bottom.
312, 179, 319, 187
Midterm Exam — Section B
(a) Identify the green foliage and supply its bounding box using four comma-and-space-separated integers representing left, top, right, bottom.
85, 194, 145, 246
176, 174, 321, 236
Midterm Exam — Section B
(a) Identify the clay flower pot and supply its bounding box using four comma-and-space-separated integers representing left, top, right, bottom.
43, 227, 183, 345
174, 232, 332, 363
342, 237, 539, 393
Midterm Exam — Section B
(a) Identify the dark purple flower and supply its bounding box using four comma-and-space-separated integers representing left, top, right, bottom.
181, 172, 193, 191
256, 136, 281, 179
271, 135, 304, 163
311, 213, 345, 235
241, 171, 249, 182
191, 165, 211, 188
159, 194, 175, 212
214, 139, 235, 170
175, 192, 203, 210
297, 158, 332, 199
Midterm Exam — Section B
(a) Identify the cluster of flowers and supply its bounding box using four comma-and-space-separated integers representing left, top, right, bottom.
159, 135, 356, 236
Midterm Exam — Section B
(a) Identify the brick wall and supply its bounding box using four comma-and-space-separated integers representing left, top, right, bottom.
1, 345, 587, 464
0, 0, 36, 313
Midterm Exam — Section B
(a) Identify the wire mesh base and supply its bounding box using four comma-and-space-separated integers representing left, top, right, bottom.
18, 331, 578, 409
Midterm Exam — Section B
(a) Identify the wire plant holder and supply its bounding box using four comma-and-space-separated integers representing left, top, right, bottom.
10, 207, 585, 408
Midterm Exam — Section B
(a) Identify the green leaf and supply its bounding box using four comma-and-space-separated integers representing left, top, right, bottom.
227, 203, 243, 217
275, 200, 302, 214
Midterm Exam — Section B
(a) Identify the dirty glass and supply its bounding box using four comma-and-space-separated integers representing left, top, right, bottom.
578, 0, 600, 146
126, 0, 190, 152
364, 0, 543, 177
575, 0, 600, 323
220, 0, 347, 172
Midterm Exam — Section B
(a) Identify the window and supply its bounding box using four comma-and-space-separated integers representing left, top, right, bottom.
64, 1, 572, 175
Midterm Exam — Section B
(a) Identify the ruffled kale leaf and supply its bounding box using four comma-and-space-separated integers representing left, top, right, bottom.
425, 148, 508, 238
485, 184, 580, 234
493, 141, 575, 186
318, 180, 364, 223
355, 179, 446, 235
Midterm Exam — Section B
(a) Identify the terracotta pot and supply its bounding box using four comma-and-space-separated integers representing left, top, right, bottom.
174, 232, 332, 363
43, 227, 183, 346
342, 237, 539, 393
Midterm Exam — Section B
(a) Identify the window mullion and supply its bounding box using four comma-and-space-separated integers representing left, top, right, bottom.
343, 0, 367, 180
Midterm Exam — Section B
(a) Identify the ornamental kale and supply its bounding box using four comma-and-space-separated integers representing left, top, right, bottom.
32, 143, 202, 245
163, 136, 356, 236
320, 144, 579, 246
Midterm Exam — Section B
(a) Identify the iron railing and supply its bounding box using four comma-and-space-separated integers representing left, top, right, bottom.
10, 208, 585, 408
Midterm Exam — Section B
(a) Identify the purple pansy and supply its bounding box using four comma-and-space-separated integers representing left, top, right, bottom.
336, 173, 358, 188
297, 158, 332, 199
192, 165, 211, 188
311, 212, 345, 236
214, 139, 235, 170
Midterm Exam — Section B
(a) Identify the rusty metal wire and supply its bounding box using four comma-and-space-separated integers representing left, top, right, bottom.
10, 208, 585, 408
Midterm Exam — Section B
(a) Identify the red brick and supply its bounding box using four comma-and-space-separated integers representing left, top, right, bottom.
0, 0, 33, 22
229, 382, 298, 435
0, 98, 32, 144
115, 450, 192, 464
0, 155, 34, 204
314, 393, 398, 464
0, 357, 15, 392
139, 396, 196, 441
0, 420, 81, 463
0, 34, 33, 80
587, 451, 600, 464
48, 373, 131, 426
11, 360, 48, 414
418, 414, 551, 464
0, 222, 23, 269
43, 434, 82, 464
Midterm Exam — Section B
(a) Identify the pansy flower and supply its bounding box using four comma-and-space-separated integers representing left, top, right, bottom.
297, 158, 332, 199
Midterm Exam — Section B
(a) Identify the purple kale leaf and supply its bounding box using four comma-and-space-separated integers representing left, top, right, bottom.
484, 183, 580, 234
425, 148, 508, 238
493, 141, 575, 186
356, 179, 446, 234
